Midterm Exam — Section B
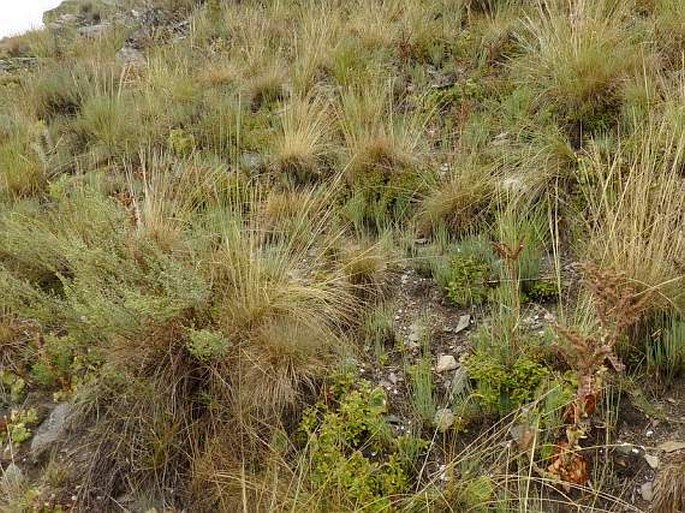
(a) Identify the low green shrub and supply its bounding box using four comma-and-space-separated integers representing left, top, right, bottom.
185, 328, 231, 362
466, 350, 550, 416
298, 377, 427, 511
445, 254, 493, 307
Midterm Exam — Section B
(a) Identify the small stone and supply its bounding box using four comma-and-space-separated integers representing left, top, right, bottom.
644, 454, 659, 469
407, 322, 422, 343
31, 402, 72, 456
77, 24, 110, 38
436, 355, 458, 373
455, 314, 471, 333
1, 463, 24, 492
640, 481, 654, 502
239, 152, 264, 173
116, 46, 145, 66
658, 440, 685, 453
388, 372, 399, 385
449, 366, 468, 397
434, 408, 455, 432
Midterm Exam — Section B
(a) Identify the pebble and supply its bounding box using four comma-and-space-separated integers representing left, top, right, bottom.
434, 408, 455, 432
455, 314, 471, 333
644, 454, 659, 469
436, 355, 458, 373
658, 440, 685, 453
1, 463, 24, 492
640, 481, 654, 502
407, 322, 422, 343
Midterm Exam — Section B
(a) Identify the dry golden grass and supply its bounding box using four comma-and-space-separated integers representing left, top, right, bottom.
271, 95, 333, 184
579, 116, 685, 313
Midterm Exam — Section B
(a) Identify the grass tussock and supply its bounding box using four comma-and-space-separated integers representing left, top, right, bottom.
2, 0, 685, 511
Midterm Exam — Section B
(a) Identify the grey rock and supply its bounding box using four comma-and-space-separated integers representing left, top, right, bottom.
640, 481, 653, 502
436, 355, 458, 373
77, 23, 110, 38
434, 408, 455, 432
30, 402, 71, 456
449, 366, 468, 397
455, 314, 471, 333
1, 463, 24, 493
644, 453, 659, 470
407, 322, 422, 343
116, 46, 145, 66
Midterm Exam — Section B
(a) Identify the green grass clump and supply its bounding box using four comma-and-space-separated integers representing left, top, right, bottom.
514, 0, 640, 142
2, 0, 685, 510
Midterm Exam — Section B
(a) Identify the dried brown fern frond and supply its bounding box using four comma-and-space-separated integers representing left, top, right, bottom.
580, 262, 654, 336
553, 323, 622, 375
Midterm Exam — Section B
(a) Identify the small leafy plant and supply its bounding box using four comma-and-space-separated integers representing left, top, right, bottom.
298, 375, 426, 511
1, 408, 38, 445
445, 254, 493, 307
466, 350, 550, 416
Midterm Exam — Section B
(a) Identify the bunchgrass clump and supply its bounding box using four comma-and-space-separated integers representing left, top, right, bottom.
2, 0, 685, 510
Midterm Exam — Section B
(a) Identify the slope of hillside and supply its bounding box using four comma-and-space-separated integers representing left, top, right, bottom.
1, 0, 684, 511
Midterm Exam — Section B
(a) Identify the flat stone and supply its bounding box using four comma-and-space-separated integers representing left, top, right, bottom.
434, 408, 455, 432
30, 402, 71, 456
644, 454, 659, 469
657, 440, 685, 453
640, 481, 653, 502
239, 152, 264, 173
77, 24, 110, 38
455, 314, 471, 333
449, 366, 468, 397
1, 463, 24, 494
436, 355, 458, 373
407, 322, 422, 343
116, 46, 145, 66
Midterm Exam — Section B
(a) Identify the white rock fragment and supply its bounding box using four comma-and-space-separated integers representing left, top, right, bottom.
640, 481, 654, 502
455, 314, 471, 333
434, 408, 455, 432
658, 440, 685, 453
1, 463, 24, 493
644, 453, 659, 470
436, 355, 458, 373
